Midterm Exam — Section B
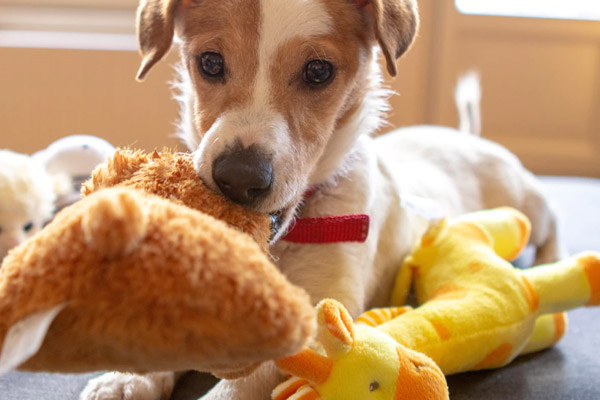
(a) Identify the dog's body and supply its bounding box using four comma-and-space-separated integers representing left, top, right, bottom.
274, 127, 561, 319
81, 0, 563, 399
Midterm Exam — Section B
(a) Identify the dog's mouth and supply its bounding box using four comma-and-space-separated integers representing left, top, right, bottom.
270, 211, 284, 239
268, 184, 318, 243
269, 206, 296, 243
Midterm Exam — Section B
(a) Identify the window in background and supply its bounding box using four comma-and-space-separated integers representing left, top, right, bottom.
456, 0, 600, 21
0, 0, 138, 50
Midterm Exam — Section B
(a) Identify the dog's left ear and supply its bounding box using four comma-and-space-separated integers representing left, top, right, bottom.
355, 0, 419, 77
136, 0, 184, 81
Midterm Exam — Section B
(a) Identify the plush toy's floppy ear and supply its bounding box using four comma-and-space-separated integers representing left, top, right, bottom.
136, 0, 187, 80
81, 190, 148, 260
316, 299, 355, 358
354, 0, 419, 77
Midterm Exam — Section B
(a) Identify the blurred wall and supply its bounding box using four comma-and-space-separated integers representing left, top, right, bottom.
1, 0, 599, 176
388, 1, 600, 177
0, 47, 181, 152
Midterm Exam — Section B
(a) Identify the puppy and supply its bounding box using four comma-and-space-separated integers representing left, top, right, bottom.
81, 0, 564, 399
0, 150, 56, 263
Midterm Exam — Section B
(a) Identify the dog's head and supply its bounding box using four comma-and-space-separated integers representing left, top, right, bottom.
136, 0, 417, 237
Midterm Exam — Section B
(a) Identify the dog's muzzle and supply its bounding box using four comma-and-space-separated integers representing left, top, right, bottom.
212, 144, 273, 207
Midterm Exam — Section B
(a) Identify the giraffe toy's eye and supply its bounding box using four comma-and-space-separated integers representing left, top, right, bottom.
369, 381, 380, 392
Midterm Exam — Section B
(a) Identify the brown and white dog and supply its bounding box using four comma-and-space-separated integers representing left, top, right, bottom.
80, 0, 564, 399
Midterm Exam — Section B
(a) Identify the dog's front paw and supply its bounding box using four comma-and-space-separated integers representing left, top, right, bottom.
79, 372, 174, 400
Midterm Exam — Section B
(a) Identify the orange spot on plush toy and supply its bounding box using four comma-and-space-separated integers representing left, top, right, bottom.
474, 343, 513, 369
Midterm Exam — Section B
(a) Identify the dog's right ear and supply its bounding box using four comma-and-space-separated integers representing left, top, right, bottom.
136, 0, 183, 81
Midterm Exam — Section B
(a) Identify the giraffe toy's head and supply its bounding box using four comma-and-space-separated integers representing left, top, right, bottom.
274, 299, 448, 400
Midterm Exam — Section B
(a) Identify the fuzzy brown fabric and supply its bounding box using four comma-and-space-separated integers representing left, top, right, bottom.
0, 150, 315, 376
82, 150, 271, 248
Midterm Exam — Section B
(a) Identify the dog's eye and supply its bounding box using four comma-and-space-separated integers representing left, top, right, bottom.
303, 60, 334, 86
23, 222, 34, 233
198, 52, 225, 80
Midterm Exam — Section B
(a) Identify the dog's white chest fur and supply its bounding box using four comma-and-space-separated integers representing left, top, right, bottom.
272, 135, 424, 317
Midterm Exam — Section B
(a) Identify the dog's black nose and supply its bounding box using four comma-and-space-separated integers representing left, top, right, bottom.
212, 145, 273, 206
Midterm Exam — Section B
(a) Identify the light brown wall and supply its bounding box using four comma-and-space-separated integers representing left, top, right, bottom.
385, 0, 600, 177
381, 0, 434, 129
1, 47, 180, 153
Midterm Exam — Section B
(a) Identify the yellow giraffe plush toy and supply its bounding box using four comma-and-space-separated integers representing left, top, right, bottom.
274, 207, 600, 400
274, 299, 449, 400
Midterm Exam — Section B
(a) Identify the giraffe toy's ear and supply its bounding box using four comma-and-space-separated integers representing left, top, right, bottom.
316, 299, 355, 358
273, 299, 353, 392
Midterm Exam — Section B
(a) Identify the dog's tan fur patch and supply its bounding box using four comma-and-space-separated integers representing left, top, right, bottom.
178, 0, 261, 136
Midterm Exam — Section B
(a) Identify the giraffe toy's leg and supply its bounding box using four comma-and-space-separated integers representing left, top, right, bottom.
453, 207, 531, 261
520, 313, 568, 355
521, 252, 600, 315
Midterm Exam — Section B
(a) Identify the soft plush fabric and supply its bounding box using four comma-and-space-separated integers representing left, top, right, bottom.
0, 150, 57, 261
273, 299, 448, 400
385, 207, 598, 375
0, 150, 315, 377
271, 206, 599, 400
446, 176, 600, 399
1, 176, 599, 399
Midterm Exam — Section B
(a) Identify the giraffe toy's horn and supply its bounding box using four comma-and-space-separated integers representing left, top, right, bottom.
316, 299, 355, 358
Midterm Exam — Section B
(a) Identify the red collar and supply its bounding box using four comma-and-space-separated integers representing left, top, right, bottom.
281, 188, 370, 244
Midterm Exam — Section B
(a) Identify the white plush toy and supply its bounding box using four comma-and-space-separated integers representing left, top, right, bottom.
33, 135, 115, 210
1, 135, 114, 261
0, 150, 56, 262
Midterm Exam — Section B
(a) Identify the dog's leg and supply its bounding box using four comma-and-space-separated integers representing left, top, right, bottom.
199, 362, 282, 400
79, 371, 176, 400
519, 172, 568, 265
533, 215, 567, 265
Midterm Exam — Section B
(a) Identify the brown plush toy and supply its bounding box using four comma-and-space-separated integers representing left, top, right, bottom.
0, 150, 315, 378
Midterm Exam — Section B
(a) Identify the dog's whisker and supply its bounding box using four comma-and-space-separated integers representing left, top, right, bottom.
308, 45, 325, 61
188, 34, 222, 53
